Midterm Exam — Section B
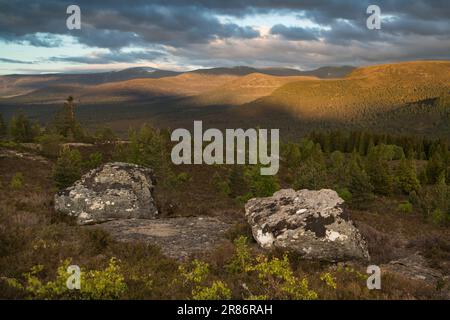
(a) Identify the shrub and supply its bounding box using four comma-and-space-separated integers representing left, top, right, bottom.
53, 147, 82, 189
212, 172, 231, 196
8, 258, 127, 300
226, 237, 317, 300
95, 126, 116, 143
249, 255, 318, 300
178, 259, 232, 300
192, 281, 232, 300
84, 152, 103, 170
226, 236, 252, 273
397, 201, 413, 214
431, 209, 449, 226
38, 133, 63, 158
10, 172, 24, 190
244, 165, 279, 198
9, 113, 40, 142
320, 272, 337, 290
0, 113, 7, 137
336, 187, 352, 202
169, 172, 191, 187
396, 158, 420, 194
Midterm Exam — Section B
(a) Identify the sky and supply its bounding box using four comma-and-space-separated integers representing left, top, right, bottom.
0, 0, 449, 74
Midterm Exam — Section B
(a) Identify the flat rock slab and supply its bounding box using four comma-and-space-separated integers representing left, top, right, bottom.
94, 217, 231, 259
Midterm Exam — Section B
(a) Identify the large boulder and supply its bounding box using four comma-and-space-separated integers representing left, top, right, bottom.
245, 189, 370, 262
55, 162, 158, 225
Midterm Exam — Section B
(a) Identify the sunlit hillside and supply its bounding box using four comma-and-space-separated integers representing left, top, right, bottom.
247, 61, 450, 121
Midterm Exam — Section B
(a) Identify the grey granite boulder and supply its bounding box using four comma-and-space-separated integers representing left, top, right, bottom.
55, 162, 158, 225
245, 189, 370, 262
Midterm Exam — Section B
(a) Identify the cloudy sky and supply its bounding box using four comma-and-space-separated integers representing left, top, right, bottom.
0, 0, 449, 74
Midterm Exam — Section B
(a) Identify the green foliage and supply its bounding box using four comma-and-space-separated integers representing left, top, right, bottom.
226, 236, 253, 273
9, 113, 40, 142
347, 153, 374, 208
84, 152, 103, 170
397, 201, 413, 214
415, 174, 450, 224
124, 125, 165, 169
281, 142, 301, 168
298, 138, 315, 159
366, 148, 393, 195
52, 97, 84, 140
192, 281, 232, 300
244, 165, 279, 198
38, 133, 63, 158
431, 209, 449, 226
10, 172, 24, 190
94, 126, 116, 143
53, 147, 82, 189
396, 157, 421, 194
294, 143, 327, 190
226, 237, 317, 300
179, 259, 232, 300
8, 258, 127, 299
114, 124, 177, 188
426, 152, 447, 184
336, 187, 352, 202
80, 258, 127, 299
174, 172, 191, 184
330, 151, 347, 186
320, 272, 337, 290
227, 165, 247, 198
212, 172, 231, 196
0, 113, 7, 137
249, 255, 318, 300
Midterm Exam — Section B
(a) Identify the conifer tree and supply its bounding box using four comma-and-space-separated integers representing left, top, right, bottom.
348, 152, 374, 208
366, 149, 393, 195
294, 143, 327, 190
396, 157, 420, 194
0, 113, 6, 137
426, 152, 446, 184
9, 112, 39, 142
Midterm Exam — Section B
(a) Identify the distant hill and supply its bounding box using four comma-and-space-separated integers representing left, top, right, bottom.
297, 66, 356, 79
188, 66, 355, 78
0, 65, 352, 100
189, 73, 318, 106
0, 67, 181, 98
243, 61, 450, 122
5, 73, 240, 104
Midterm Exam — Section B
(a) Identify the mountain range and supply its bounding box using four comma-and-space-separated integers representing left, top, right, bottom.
0, 66, 354, 100
0, 61, 449, 137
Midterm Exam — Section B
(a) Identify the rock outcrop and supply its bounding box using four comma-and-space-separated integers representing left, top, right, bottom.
383, 252, 445, 284
55, 162, 158, 225
95, 217, 231, 259
245, 189, 370, 262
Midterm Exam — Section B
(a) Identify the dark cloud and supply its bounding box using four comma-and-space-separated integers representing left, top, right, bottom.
0, 0, 448, 69
49, 50, 165, 64
0, 57, 33, 64
0, 0, 260, 49
270, 24, 319, 41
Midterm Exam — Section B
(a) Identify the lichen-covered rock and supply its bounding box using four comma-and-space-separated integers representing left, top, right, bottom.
55, 162, 158, 225
245, 189, 370, 262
